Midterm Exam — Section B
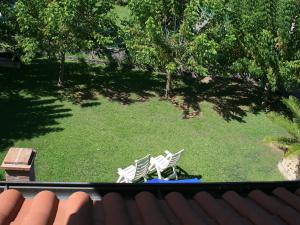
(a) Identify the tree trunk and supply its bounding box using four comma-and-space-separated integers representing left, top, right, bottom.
165, 72, 172, 99
57, 52, 65, 87
262, 82, 272, 110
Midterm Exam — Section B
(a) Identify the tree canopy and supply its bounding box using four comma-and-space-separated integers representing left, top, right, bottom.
225, 0, 300, 92
15, 0, 117, 85
0, 0, 299, 93
125, 0, 221, 98
0, 1, 19, 56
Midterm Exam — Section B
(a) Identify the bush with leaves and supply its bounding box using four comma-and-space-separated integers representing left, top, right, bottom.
0, 1, 20, 57
265, 96, 300, 156
15, 0, 117, 86
125, 0, 220, 98
227, 0, 300, 93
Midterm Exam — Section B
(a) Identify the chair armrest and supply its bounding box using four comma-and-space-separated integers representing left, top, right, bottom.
150, 157, 156, 162
150, 157, 157, 166
149, 157, 159, 171
117, 168, 124, 174
164, 150, 172, 157
118, 168, 131, 181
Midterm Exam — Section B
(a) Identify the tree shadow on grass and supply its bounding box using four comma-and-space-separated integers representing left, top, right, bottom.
0, 60, 165, 106
62, 65, 164, 105
146, 166, 202, 181
0, 94, 72, 151
0, 59, 286, 123
174, 76, 286, 122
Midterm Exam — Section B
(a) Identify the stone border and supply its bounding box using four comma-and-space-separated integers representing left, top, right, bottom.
278, 156, 300, 180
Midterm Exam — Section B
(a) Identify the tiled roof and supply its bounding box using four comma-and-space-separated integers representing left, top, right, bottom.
1, 182, 300, 225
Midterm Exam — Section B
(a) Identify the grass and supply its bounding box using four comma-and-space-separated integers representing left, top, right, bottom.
0, 60, 289, 182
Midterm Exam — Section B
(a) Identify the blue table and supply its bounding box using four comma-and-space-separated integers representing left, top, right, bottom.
145, 178, 201, 184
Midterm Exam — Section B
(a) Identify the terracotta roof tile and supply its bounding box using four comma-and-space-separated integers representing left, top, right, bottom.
223, 191, 281, 225
0, 189, 24, 225
194, 192, 246, 225
103, 192, 132, 225
157, 199, 181, 225
188, 199, 217, 225
21, 191, 58, 225
136, 192, 169, 225
63, 191, 92, 225
165, 192, 208, 225
125, 200, 143, 225
92, 201, 104, 225
273, 187, 300, 213
249, 190, 300, 225
1, 183, 300, 225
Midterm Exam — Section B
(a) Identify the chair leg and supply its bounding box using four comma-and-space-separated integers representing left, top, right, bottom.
117, 175, 123, 183
143, 176, 148, 182
173, 167, 178, 180
124, 178, 130, 183
149, 162, 155, 172
156, 165, 163, 179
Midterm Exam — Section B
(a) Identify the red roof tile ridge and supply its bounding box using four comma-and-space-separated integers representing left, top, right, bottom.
194, 191, 245, 225
165, 192, 208, 225
0, 189, 24, 225
249, 189, 300, 225
295, 188, 300, 196
273, 187, 300, 213
92, 201, 105, 225
20, 191, 58, 225
223, 191, 280, 225
102, 192, 132, 225
135, 191, 170, 225
157, 199, 182, 225
62, 191, 92, 225
1, 186, 300, 225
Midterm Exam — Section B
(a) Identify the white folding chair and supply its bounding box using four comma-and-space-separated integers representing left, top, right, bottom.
117, 155, 151, 183
149, 149, 184, 180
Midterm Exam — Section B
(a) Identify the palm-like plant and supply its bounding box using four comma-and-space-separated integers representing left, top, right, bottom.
265, 96, 300, 156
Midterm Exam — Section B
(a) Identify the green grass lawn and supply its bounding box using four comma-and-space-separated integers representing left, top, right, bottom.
0, 60, 289, 182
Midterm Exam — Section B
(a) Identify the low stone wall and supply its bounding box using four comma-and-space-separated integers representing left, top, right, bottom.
278, 156, 300, 180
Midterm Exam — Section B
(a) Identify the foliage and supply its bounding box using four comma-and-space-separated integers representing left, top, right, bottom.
115, 0, 128, 6
2, 0, 299, 94
15, 0, 117, 85
266, 96, 300, 156
0, 1, 19, 55
226, 0, 300, 92
1, 1, 299, 95
125, 0, 220, 98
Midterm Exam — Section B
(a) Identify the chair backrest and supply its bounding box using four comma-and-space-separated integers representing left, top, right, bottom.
133, 155, 151, 181
167, 149, 184, 168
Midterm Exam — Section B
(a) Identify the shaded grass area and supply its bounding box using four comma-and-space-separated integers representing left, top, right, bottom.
0, 60, 289, 182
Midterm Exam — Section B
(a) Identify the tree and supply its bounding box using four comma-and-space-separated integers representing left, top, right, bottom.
0, 1, 19, 57
265, 96, 300, 156
227, 0, 300, 93
125, 0, 220, 98
15, 0, 116, 86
